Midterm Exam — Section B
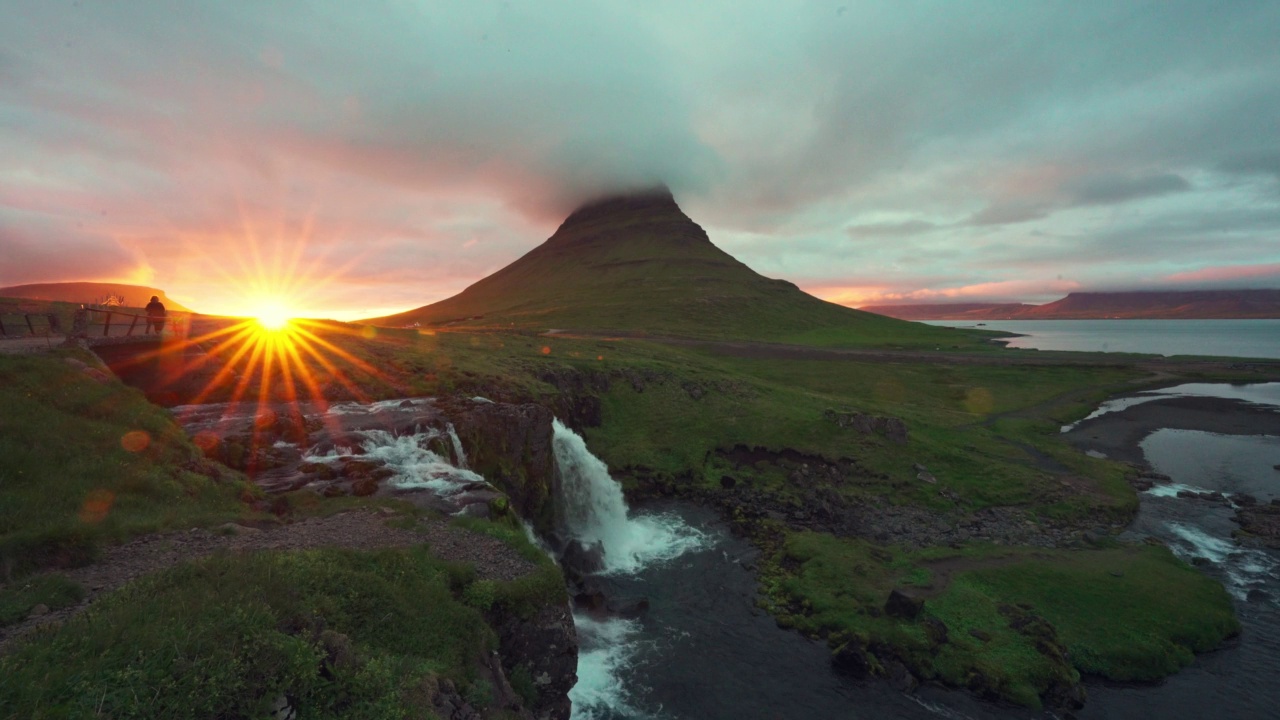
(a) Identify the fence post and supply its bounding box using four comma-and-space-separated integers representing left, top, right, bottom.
103, 311, 112, 337
71, 309, 89, 339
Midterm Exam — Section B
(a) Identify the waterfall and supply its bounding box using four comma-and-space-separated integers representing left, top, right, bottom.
446, 423, 469, 469
552, 419, 705, 575
303, 428, 484, 493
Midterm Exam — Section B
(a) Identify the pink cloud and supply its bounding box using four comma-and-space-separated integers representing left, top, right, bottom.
1163, 262, 1280, 284
809, 278, 1082, 307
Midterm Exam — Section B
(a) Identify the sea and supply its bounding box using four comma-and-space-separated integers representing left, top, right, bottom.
921, 319, 1280, 359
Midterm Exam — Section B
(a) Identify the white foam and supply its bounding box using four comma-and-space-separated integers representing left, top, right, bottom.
570, 615, 649, 720
327, 397, 432, 416
552, 420, 708, 575
304, 428, 485, 494
1165, 521, 1277, 600
1145, 482, 1209, 498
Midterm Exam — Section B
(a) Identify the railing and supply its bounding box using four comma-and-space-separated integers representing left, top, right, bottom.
74, 307, 190, 341
0, 313, 61, 338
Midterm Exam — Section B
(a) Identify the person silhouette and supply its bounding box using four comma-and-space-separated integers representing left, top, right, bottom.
145, 296, 166, 335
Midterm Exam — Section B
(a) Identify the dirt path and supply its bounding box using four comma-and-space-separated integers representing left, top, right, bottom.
1, 510, 539, 652
0, 336, 63, 354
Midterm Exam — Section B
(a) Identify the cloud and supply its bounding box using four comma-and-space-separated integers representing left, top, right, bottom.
1064, 173, 1191, 206
845, 220, 938, 238
1163, 262, 1280, 288
1, 1, 1278, 314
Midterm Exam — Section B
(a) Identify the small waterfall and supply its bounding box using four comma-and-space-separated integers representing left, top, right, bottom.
303, 428, 484, 493
552, 419, 706, 575
446, 423, 469, 469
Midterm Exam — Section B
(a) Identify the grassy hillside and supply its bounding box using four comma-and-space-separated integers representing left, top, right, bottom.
0, 350, 566, 718
0, 350, 255, 578
370, 191, 989, 349
0, 282, 190, 312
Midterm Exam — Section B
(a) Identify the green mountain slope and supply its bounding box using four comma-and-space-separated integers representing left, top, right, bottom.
370, 189, 971, 348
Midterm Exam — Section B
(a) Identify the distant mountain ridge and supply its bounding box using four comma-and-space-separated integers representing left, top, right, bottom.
368, 189, 960, 347
0, 282, 191, 312
863, 290, 1280, 320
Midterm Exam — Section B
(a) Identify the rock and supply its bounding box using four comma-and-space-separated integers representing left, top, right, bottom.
445, 401, 558, 535
884, 589, 923, 619
560, 540, 605, 581
29, 603, 49, 617
492, 602, 578, 720
319, 630, 357, 676
399, 400, 415, 408
351, 477, 379, 497
831, 641, 871, 678
573, 589, 607, 613
220, 522, 262, 535
968, 628, 992, 643
923, 616, 949, 645
720, 475, 737, 489
884, 659, 919, 692
824, 409, 910, 444
916, 471, 938, 484
1235, 493, 1259, 507
269, 694, 296, 720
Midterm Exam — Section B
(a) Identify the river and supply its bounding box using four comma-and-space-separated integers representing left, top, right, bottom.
556, 389, 1280, 720
921, 319, 1280, 359
173, 383, 1280, 719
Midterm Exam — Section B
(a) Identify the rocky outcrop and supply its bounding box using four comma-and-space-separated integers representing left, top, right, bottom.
444, 399, 560, 535
1235, 500, 1280, 549
490, 603, 578, 720
823, 409, 909, 444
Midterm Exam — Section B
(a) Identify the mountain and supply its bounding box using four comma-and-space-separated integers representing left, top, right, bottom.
0, 282, 191, 312
860, 303, 1034, 321
864, 290, 1280, 320
369, 189, 957, 347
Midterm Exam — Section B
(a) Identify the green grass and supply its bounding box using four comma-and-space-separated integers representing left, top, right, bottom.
0, 574, 85, 627
0, 352, 257, 578
960, 544, 1240, 680
0, 548, 505, 720
767, 533, 1239, 707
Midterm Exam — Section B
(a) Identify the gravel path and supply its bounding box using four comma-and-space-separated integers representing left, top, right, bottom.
1, 509, 540, 652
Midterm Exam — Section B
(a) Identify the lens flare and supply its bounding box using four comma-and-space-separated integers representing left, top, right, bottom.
255, 303, 292, 331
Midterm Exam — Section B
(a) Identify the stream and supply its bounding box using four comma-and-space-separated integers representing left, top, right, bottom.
173, 384, 1280, 719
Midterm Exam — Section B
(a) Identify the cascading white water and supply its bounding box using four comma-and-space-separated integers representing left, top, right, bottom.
446, 423, 469, 469
571, 615, 647, 720
552, 419, 705, 575
303, 428, 485, 494
551, 420, 709, 720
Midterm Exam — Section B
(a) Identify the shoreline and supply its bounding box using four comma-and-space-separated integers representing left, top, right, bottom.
1062, 394, 1280, 467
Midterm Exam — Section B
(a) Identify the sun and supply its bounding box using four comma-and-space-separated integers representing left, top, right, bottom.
255, 303, 293, 331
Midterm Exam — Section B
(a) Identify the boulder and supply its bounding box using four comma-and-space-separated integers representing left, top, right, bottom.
824, 409, 909, 444
831, 641, 871, 678
884, 589, 923, 619
560, 540, 605, 581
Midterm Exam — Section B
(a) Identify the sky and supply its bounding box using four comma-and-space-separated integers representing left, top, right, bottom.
2, 1, 1278, 319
